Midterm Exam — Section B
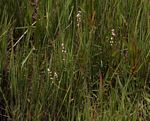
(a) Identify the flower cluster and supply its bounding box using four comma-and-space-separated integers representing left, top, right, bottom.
110, 29, 116, 46
47, 68, 58, 81
61, 43, 66, 53
76, 10, 82, 28
61, 43, 67, 61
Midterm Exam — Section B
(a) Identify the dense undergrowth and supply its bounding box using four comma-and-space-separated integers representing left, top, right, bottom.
0, 0, 150, 121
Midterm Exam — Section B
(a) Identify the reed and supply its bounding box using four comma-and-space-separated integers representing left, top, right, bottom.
0, 0, 149, 120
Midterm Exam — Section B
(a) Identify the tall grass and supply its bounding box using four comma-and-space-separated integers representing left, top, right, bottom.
0, 0, 150, 120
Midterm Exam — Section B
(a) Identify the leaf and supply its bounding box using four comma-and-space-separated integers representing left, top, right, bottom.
144, 96, 150, 103
21, 47, 35, 69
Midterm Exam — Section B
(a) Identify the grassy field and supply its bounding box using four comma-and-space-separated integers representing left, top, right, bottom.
0, 0, 150, 121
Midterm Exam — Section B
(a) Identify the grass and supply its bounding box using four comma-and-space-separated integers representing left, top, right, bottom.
0, 0, 150, 121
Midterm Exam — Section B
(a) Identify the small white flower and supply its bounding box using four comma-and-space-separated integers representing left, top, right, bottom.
54, 72, 58, 79
50, 77, 53, 80
47, 68, 50, 72
61, 43, 64, 47
111, 29, 115, 32
111, 29, 116, 36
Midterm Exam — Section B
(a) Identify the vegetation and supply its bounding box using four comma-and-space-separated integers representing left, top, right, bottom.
0, 0, 150, 120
